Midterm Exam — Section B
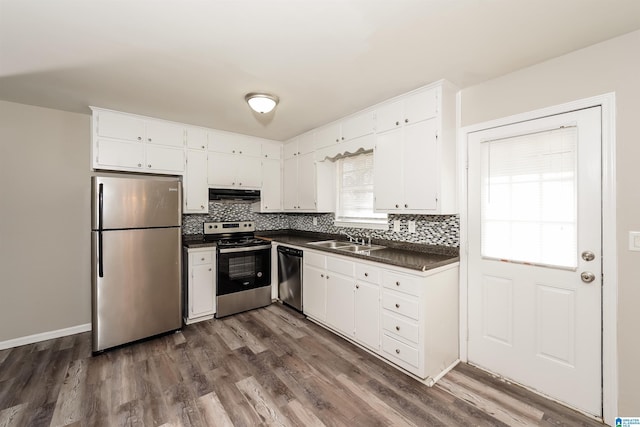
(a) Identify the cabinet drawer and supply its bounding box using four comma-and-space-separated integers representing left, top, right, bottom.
327, 256, 354, 276
382, 334, 419, 368
382, 291, 419, 320
192, 251, 213, 265
382, 311, 419, 344
382, 271, 422, 296
355, 263, 380, 284
304, 251, 326, 269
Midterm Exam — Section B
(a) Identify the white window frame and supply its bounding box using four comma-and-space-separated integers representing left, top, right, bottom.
333, 151, 388, 230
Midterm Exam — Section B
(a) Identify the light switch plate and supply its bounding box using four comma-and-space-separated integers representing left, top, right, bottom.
393, 220, 401, 232
629, 231, 640, 251
408, 220, 416, 233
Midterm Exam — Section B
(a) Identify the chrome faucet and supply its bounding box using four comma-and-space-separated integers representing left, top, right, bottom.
341, 231, 357, 242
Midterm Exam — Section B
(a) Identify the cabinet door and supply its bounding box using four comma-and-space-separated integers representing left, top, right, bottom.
315, 122, 341, 149
262, 140, 282, 159
236, 136, 262, 157
208, 130, 238, 154
237, 156, 262, 188
355, 281, 380, 350
145, 120, 185, 147
403, 119, 438, 211
96, 111, 145, 141
96, 139, 145, 169
297, 152, 316, 210
207, 152, 237, 186
186, 127, 208, 150
184, 149, 208, 213
145, 145, 185, 172
303, 265, 326, 321
190, 262, 215, 318
283, 141, 299, 159
342, 111, 374, 141
374, 128, 403, 211
375, 99, 403, 133
261, 158, 282, 211
326, 273, 355, 336
404, 87, 438, 125
283, 157, 298, 210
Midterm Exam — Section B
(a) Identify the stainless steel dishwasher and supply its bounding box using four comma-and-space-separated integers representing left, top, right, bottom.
277, 246, 303, 311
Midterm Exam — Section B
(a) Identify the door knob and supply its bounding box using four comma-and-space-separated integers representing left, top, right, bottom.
581, 251, 596, 261
581, 271, 596, 283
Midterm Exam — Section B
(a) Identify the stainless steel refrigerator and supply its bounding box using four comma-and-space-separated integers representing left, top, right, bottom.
91, 175, 182, 352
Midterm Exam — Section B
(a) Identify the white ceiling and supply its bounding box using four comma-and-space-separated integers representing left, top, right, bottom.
1, 0, 640, 141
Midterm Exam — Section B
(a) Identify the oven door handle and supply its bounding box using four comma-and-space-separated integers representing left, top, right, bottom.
218, 244, 272, 254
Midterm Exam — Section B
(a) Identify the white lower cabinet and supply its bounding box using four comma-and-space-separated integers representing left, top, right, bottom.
184, 247, 216, 324
302, 248, 459, 384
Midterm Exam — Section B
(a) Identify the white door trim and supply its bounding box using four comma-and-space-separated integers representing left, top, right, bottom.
457, 93, 617, 424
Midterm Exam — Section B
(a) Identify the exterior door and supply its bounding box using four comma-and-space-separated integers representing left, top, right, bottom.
467, 107, 602, 416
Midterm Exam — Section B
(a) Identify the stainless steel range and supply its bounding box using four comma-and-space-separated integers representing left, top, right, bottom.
204, 221, 272, 318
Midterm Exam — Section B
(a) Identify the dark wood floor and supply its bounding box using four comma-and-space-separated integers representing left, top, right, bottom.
0, 303, 604, 427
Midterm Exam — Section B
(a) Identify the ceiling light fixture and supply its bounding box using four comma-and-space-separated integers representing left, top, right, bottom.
245, 92, 279, 114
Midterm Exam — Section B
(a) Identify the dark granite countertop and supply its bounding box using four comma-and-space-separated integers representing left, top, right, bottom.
182, 229, 459, 272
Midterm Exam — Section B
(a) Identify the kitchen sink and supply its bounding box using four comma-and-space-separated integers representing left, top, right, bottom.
308, 240, 352, 249
308, 240, 385, 254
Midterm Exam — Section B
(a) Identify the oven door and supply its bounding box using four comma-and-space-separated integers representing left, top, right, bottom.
217, 245, 272, 296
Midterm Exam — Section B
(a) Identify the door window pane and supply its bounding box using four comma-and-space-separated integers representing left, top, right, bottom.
480, 127, 577, 269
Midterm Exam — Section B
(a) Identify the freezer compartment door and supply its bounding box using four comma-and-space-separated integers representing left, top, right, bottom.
92, 227, 182, 352
92, 175, 182, 230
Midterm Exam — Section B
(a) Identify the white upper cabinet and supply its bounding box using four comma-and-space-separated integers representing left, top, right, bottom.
208, 130, 262, 157
185, 127, 208, 150
315, 122, 341, 149
92, 108, 185, 174
341, 110, 375, 141
253, 139, 283, 213
373, 81, 457, 214
183, 149, 208, 214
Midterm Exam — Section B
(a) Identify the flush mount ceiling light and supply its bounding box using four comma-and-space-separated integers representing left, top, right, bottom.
245, 92, 279, 114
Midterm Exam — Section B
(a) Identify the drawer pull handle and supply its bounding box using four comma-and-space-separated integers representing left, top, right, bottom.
395, 303, 400, 308
396, 281, 400, 286
395, 326, 400, 331
395, 349, 400, 354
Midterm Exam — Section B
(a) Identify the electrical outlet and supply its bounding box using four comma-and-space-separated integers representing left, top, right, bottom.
313, 217, 318, 226
393, 220, 401, 232
408, 220, 416, 233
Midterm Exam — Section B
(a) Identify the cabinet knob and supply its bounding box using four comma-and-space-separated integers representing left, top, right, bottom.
201, 145, 205, 149
265, 206, 268, 209
326, 275, 330, 279
148, 138, 152, 142
232, 182, 236, 185
137, 163, 142, 167
265, 154, 268, 158
364, 272, 368, 277
335, 138, 339, 142
396, 281, 400, 286
148, 164, 152, 168
395, 121, 399, 126
404, 118, 409, 123
232, 150, 236, 153
297, 151, 301, 155
395, 303, 400, 308
321, 274, 324, 278
395, 326, 400, 331
395, 349, 400, 354
341, 137, 344, 140
201, 257, 205, 261
293, 152, 297, 156
137, 136, 142, 141
239, 151, 243, 154
208, 268, 212, 271
404, 204, 408, 208
239, 182, 242, 186
200, 205, 205, 209
395, 204, 399, 208
356, 284, 360, 289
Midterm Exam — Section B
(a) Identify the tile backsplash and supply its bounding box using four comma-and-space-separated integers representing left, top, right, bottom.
183, 202, 459, 247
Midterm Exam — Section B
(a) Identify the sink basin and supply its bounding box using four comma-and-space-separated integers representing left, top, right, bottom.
338, 244, 386, 253
308, 240, 352, 249
308, 240, 385, 254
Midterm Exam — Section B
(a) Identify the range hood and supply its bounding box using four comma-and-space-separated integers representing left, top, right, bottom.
208, 188, 261, 202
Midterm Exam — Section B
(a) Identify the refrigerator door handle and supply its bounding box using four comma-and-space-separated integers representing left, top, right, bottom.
98, 183, 104, 231
98, 231, 104, 278
98, 183, 104, 277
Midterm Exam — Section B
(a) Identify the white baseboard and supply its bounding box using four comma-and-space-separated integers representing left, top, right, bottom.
0, 323, 92, 350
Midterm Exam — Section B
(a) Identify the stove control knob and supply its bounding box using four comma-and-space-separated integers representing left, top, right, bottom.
208, 225, 212, 229
257, 272, 263, 278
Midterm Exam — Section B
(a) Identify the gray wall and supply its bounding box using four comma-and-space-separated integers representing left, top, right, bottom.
0, 101, 91, 342
460, 29, 640, 417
